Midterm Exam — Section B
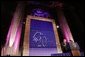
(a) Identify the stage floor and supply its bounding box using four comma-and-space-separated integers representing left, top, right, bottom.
29, 48, 57, 56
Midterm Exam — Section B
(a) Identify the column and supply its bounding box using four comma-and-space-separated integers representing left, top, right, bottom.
1, 1, 25, 56
55, 2, 80, 56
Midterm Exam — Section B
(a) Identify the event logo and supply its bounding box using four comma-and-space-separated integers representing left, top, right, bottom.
33, 31, 47, 47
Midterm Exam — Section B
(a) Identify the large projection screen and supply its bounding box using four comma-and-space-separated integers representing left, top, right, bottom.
23, 15, 62, 56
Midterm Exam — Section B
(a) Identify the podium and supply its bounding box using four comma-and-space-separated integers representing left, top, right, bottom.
69, 42, 81, 56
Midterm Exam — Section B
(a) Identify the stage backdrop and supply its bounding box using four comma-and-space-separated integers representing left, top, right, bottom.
29, 19, 57, 56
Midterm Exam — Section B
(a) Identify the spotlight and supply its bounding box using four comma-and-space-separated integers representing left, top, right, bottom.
57, 25, 59, 28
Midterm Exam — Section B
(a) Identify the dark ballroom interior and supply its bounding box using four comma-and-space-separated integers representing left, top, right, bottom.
1, 1, 84, 56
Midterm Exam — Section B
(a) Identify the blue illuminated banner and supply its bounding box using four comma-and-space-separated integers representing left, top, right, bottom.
29, 19, 56, 48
